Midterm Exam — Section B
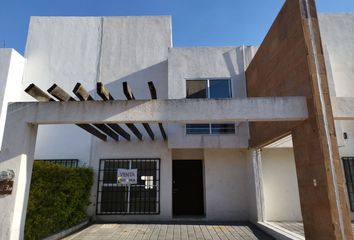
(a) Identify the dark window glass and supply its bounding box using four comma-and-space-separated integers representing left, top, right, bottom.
186, 80, 207, 99
97, 159, 160, 215
186, 79, 234, 135
186, 124, 210, 134
211, 123, 235, 134
209, 79, 231, 98
342, 157, 354, 211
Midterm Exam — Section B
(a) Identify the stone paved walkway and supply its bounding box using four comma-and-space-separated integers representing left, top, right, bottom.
269, 222, 354, 237
64, 223, 275, 240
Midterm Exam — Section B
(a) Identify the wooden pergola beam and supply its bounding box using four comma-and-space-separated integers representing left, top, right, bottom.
25, 83, 55, 102
122, 82, 135, 100
75, 124, 108, 141
98, 124, 119, 141
97, 82, 142, 140
107, 124, 130, 141
123, 81, 155, 140
148, 81, 167, 140
74, 83, 130, 141
25, 83, 107, 141
125, 123, 143, 140
73, 83, 94, 101
47, 84, 119, 141
97, 82, 114, 101
142, 123, 154, 140
47, 84, 75, 101
148, 81, 157, 99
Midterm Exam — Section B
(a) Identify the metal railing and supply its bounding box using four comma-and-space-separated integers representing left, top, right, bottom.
35, 159, 79, 168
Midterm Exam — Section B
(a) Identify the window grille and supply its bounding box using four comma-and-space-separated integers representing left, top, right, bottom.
35, 159, 79, 167
342, 157, 354, 211
96, 158, 160, 215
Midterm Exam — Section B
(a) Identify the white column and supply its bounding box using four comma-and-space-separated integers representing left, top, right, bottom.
247, 148, 265, 223
0, 105, 38, 240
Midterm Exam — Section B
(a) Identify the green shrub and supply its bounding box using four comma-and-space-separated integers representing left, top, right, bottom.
25, 161, 93, 240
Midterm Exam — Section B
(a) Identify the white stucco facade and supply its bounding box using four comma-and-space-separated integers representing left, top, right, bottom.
0, 12, 354, 239
0, 49, 24, 150
261, 148, 302, 222
167, 46, 257, 149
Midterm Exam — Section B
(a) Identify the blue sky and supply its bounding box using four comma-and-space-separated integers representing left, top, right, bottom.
1, 0, 354, 54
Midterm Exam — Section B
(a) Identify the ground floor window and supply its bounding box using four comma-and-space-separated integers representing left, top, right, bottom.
342, 157, 354, 211
96, 158, 160, 215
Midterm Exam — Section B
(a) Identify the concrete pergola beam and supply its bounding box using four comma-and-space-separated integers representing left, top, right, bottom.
11, 96, 309, 125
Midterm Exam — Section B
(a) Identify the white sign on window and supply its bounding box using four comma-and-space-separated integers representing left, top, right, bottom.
117, 169, 137, 185
141, 176, 154, 189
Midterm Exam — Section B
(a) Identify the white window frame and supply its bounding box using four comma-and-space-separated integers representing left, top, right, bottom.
185, 78, 233, 99
185, 78, 235, 135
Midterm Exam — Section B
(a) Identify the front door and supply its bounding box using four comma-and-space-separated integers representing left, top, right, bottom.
172, 160, 204, 216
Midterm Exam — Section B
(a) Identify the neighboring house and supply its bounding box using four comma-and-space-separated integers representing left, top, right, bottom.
0, 0, 354, 239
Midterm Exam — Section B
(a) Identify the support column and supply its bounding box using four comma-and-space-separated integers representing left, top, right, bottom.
291, 0, 353, 238
292, 119, 352, 239
0, 105, 38, 240
247, 149, 265, 223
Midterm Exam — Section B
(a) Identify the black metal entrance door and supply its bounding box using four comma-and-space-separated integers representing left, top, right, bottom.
172, 160, 204, 216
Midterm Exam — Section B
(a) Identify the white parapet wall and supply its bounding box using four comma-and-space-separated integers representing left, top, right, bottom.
0, 49, 25, 151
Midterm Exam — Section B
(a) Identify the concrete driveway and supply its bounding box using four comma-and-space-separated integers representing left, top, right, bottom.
63, 223, 274, 240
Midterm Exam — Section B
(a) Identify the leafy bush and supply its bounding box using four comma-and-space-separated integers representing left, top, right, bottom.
25, 161, 93, 240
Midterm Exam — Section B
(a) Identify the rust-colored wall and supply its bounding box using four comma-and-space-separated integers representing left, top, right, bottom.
246, 0, 311, 148
246, 0, 352, 239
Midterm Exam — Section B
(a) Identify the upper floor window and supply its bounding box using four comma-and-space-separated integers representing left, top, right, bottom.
186, 79, 235, 135
186, 79, 232, 99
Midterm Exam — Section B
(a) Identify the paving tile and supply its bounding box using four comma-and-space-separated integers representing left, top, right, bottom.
63, 223, 275, 240
268, 222, 354, 238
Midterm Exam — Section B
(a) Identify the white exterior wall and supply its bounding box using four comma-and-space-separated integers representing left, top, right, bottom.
319, 13, 354, 156
86, 16, 173, 220
18, 16, 258, 222
204, 149, 249, 221
172, 149, 250, 221
0, 49, 25, 150
261, 148, 302, 222
91, 142, 172, 222
91, 147, 251, 222
319, 14, 354, 220
22, 17, 103, 164
22, 16, 172, 164
167, 46, 257, 149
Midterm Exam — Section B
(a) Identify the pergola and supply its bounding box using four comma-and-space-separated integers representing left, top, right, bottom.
25, 81, 167, 141
0, 92, 307, 240
1, 81, 354, 239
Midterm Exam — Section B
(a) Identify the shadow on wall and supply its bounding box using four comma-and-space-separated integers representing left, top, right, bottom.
83, 60, 168, 140
102, 60, 168, 100
223, 48, 247, 98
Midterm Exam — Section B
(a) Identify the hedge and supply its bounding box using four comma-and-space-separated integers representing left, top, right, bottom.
25, 161, 93, 240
